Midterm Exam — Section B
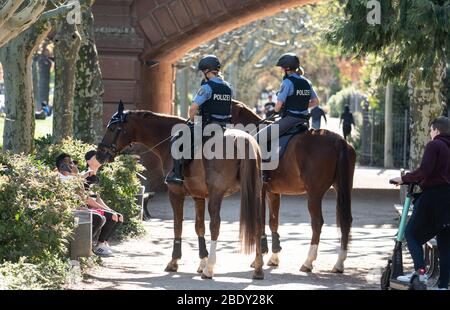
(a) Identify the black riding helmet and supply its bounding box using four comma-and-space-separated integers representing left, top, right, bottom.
198, 55, 221, 72
276, 53, 300, 70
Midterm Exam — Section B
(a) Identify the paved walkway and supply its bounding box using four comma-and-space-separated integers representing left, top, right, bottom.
74, 190, 405, 290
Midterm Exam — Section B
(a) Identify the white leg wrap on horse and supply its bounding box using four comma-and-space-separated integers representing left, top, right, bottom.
268, 253, 279, 265
203, 241, 217, 277
334, 249, 347, 271
198, 257, 208, 272
303, 244, 318, 269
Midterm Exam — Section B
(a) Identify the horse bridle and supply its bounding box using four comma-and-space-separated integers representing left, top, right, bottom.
98, 116, 128, 159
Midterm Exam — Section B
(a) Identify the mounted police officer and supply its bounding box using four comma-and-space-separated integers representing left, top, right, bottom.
165, 55, 235, 185
257, 53, 320, 182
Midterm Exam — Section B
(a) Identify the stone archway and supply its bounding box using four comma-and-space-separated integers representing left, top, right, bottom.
94, 0, 314, 120
92, 0, 315, 191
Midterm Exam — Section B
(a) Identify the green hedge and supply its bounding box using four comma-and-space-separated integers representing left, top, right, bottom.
0, 152, 86, 289
96, 155, 146, 240
34, 136, 146, 240
0, 137, 146, 289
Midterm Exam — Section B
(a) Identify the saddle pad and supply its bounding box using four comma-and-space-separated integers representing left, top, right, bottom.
266, 124, 308, 162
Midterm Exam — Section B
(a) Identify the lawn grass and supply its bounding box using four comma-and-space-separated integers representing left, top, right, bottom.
0, 116, 53, 147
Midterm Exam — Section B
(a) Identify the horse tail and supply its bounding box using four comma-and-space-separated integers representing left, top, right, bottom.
334, 138, 355, 249
239, 137, 263, 255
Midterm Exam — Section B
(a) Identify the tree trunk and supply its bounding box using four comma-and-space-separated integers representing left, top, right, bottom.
37, 48, 52, 108
0, 21, 51, 153
73, 5, 104, 144
384, 82, 394, 168
53, 20, 81, 143
408, 62, 446, 169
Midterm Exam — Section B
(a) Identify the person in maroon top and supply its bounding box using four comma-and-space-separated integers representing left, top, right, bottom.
391, 116, 450, 289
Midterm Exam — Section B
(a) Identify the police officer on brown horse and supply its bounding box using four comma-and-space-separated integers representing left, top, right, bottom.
257, 53, 320, 182
165, 55, 234, 185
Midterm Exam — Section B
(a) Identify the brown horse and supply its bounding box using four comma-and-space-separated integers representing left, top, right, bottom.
96, 103, 265, 279
230, 100, 356, 273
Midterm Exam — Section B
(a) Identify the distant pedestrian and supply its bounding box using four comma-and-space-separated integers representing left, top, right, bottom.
310, 105, 327, 130
340, 105, 355, 141
264, 94, 276, 119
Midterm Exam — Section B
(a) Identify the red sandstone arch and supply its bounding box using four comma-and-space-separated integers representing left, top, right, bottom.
93, 0, 315, 191
94, 0, 314, 120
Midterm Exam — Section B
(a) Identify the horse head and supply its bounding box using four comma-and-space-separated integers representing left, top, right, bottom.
97, 100, 134, 164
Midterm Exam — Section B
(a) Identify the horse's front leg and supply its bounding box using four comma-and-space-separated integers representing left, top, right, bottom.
267, 192, 282, 267
165, 189, 185, 272
201, 193, 224, 280
300, 193, 324, 273
193, 197, 208, 273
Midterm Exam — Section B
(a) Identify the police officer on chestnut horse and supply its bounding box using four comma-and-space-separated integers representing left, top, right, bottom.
165, 55, 235, 185
257, 52, 320, 182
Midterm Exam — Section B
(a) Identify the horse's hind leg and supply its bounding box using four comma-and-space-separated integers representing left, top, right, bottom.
251, 188, 268, 269
194, 197, 208, 273
300, 193, 324, 273
267, 192, 282, 267
331, 184, 351, 274
201, 193, 224, 280
165, 190, 185, 272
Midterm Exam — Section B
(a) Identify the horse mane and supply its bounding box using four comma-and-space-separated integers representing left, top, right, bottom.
231, 100, 263, 121
126, 110, 187, 126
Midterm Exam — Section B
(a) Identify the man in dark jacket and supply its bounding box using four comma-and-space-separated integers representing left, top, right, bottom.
391, 116, 450, 289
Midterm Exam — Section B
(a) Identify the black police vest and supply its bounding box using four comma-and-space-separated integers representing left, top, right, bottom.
283, 76, 311, 116
201, 81, 232, 118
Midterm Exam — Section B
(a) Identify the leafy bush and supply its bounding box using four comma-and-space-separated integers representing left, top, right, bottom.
33, 137, 146, 240
0, 153, 86, 262
0, 254, 70, 290
0, 152, 86, 289
326, 86, 357, 117
96, 155, 146, 240
34, 135, 95, 171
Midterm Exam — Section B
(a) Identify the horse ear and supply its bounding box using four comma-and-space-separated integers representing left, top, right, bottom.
118, 100, 124, 115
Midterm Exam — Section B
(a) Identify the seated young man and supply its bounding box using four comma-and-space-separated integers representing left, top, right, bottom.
83, 151, 124, 256
55, 153, 106, 254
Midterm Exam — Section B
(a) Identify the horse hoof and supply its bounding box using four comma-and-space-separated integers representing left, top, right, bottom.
164, 263, 178, 272
267, 260, 279, 267
197, 267, 203, 274
201, 273, 213, 280
300, 265, 312, 273
331, 267, 344, 274
252, 270, 264, 280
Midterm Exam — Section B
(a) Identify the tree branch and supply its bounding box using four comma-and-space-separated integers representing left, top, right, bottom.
39, 2, 79, 23
0, 0, 24, 29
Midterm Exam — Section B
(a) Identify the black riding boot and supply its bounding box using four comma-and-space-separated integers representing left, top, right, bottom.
165, 158, 184, 186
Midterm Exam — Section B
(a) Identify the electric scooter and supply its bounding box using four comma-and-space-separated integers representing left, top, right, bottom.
380, 180, 427, 290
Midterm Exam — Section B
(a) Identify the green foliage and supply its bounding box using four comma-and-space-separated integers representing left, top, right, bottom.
34, 135, 95, 171
0, 152, 86, 289
0, 153, 86, 263
33, 136, 146, 240
326, 87, 357, 117
326, 0, 450, 85
0, 254, 70, 290
96, 155, 146, 240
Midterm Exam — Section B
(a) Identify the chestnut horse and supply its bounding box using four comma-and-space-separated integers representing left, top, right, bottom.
230, 100, 356, 273
96, 103, 265, 279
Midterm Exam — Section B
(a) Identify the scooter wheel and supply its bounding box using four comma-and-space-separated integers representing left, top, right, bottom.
409, 275, 427, 290
380, 265, 391, 290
